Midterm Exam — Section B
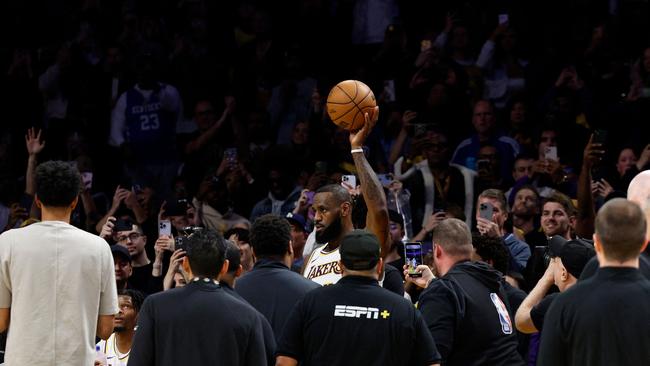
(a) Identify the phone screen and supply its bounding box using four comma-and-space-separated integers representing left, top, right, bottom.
593, 129, 608, 145
405, 242, 423, 277
159, 220, 172, 237
544, 146, 558, 161
377, 174, 392, 187
479, 202, 494, 221
224, 148, 238, 166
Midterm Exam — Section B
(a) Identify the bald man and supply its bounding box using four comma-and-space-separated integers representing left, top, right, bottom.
579, 170, 650, 280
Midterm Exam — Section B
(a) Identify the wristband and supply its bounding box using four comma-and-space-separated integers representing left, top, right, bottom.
351, 148, 364, 154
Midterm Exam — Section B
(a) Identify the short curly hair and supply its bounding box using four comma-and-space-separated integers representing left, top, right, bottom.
250, 214, 291, 259
472, 233, 510, 275
35, 161, 82, 207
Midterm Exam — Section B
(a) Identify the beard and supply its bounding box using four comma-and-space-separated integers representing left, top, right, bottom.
113, 325, 126, 333
315, 215, 343, 245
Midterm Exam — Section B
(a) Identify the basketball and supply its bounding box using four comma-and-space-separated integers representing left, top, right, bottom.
326, 80, 376, 131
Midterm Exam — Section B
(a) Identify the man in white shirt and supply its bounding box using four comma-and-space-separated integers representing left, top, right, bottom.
0, 160, 118, 365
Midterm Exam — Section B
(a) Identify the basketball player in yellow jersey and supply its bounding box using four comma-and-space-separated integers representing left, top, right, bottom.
303, 107, 390, 285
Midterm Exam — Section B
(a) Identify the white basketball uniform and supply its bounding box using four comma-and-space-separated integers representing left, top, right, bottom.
96, 333, 130, 366
303, 244, 342, 286
303, 243, 386, 287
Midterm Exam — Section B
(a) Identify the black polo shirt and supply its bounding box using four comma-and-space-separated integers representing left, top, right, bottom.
129, 280, 269, 366
580, 251, 650, 280
538, 267, 650, 366
235, 259, 320, 339
277, 275, 440, 366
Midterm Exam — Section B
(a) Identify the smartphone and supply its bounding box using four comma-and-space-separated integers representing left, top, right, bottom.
544, 146, 558, 161
341, 175, 357, 188
377, 173, 392, 187
158, 220, 172, 237
404, 242, 424, 277
413, 124, 428, 137
305, 191, 315, 205
498, 14, 509, 25
593, 129, 608, 145
81, 172, 93, 190
224, 148, 238, 166
477, 159, 491, 171
420, 39, 432, 52
114, 218, 134, 232
479, 202, 494, 221
175, 236, 186, 252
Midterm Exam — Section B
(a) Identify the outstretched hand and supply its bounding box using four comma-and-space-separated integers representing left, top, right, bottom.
349, 106, 379, 149
25, 127, 45, 156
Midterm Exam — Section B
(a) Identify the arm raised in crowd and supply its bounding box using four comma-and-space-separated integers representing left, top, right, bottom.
349, 107, 390, 257
575, 135, 603, 238
184, 98, 234, 155
515, 261, 555, 334
25, 127, 44, 196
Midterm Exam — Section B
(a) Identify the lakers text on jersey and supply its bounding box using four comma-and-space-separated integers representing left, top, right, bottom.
303, 245, 342, 286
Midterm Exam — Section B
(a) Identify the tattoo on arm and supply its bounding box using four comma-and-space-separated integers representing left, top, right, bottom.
352, 153, 390, 256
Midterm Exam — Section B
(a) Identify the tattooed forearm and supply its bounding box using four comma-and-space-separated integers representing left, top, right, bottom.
352, 152, 390, 256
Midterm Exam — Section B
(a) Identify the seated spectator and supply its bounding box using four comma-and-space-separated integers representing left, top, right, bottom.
180, 98, 235, 192
285, 212, 309, 272
401, 129, 467, 234
249, 166, 302, 223
474, 143, 510, 193
524, 192, 578, 289
475, 189, 530, 273
193, 176, 250, 234
476, 24, 528, 110
507, 99, 534, 153
451, 100, 519, 178
510, 185, 547, 249
505, 154, 535, 200
111, 245, 134, 291
113, 218, 162, 294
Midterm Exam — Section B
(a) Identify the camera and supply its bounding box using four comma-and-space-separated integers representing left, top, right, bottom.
174, 226, 203, 252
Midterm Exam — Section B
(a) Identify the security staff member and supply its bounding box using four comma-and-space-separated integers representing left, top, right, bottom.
408, 219, 525, 366
276, 230, 441, 366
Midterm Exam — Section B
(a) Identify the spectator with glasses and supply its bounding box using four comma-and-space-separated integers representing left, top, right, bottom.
113, 218, 163, 294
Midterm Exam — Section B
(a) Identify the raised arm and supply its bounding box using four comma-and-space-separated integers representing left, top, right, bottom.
515, 262, 555, 334
349, 106, 390, 257
25, 127, 45, 196
575, 134, 603, 238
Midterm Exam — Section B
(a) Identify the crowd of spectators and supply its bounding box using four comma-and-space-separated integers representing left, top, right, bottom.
1, 1, 650, 365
